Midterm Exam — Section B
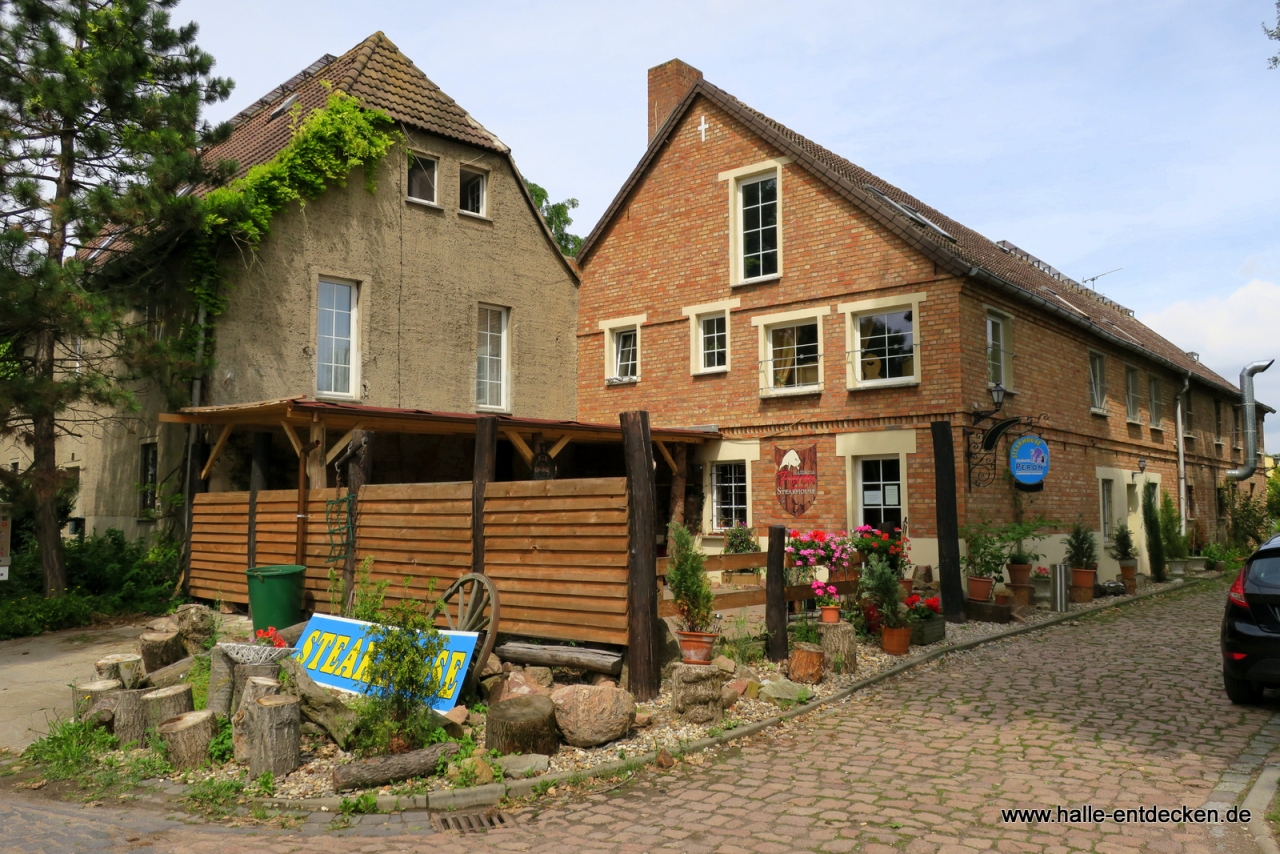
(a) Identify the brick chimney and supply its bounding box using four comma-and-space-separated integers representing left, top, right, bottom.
648, 59, 702, 143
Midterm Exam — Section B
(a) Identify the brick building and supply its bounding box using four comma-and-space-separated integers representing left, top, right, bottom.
574, 60, 1269, 579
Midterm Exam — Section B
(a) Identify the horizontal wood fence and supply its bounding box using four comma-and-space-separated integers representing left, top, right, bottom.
654, 551, 864, 619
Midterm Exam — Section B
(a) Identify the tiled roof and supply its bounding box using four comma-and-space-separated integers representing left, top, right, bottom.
578, 78, 1237, 396
202, 31, 507, 181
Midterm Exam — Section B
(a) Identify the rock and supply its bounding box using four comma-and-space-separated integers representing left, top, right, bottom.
524, 666, 553, 688
589, 672, 617, 688
443, 705, 469, 727
174, 604, 216, 657
502, 661, 518, 673
278, 658, 358, 749
550, 685, 635, 747
712, 655, 736, 674
468, 711, 485, 727
478, 654, 503, 679
480, 675, 503, 701
497, 753, 550, 778
720, 686, 739, 710
656, 749, 676, 768
725, 679, 748, 699
760, 678, 809, 707
146, 617, 178, 633
670, 663, 727, 724
446, 756, 494, 786
735, 663, 758, 681
491, 671, 550, 704
633, 711, 654, 727
745, 681, 761, 700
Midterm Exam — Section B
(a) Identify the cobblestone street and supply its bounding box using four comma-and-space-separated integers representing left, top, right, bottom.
2, 582, 1275, 854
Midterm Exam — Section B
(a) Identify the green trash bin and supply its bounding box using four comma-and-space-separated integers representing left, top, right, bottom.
245, 564, 306, 634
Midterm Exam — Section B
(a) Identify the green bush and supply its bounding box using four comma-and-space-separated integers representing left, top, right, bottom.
1064, 521, 1098, 569
721, 523, 761, 554
24, 717, 117, 779
666, 523, 714, 632
860, 553, 908, 629
1158, 491, 1188, 560
1143, 483, 1166, 582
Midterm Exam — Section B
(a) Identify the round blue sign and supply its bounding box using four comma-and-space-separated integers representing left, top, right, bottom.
1009, 435, 1050, 485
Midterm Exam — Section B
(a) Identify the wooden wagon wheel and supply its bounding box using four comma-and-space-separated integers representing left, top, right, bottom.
430, 573, 500, 692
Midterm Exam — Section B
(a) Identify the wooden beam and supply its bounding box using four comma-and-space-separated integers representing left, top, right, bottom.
766, 525, 788, 662
341, 430, 372, 614
621, 410, 659, 701
932, 420, 966, 624
281, 422, 303, 456
324, 423, 365, 466
199, 423, 234, 481
308, 421, 327, 489
473, 417, 498, 576
547, 434, 572, 459
504, 429, 535, 467
654, 440, 677, 473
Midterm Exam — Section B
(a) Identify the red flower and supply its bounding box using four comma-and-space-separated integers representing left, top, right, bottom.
904, 594, 921, 607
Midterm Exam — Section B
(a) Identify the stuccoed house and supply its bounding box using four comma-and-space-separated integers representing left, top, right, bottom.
12, 32, 586, 542
573, 59, 1270, 581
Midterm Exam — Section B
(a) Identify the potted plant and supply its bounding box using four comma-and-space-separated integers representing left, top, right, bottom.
962, 524, 1006, 602
906, 593, 944, 645
1158, 491, 1188, 577
1065, 521, 1098, 601
1030, 565, 1052, 602
1002, 518, 1049, 586
1107, 522, 1139, 582
860, 554, 911, 655
667, 523, 718, 663
811, 579, 841, 623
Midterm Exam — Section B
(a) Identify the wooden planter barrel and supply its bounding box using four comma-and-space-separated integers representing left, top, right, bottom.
910, 614, 945, 646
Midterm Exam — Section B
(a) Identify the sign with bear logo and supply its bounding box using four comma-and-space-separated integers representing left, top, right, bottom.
774, 445, 818, 516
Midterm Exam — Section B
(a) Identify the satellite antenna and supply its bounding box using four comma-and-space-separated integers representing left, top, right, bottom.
1081, 268, 1122, 289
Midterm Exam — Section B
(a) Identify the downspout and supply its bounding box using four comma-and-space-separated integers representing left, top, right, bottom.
179, 305, 208, 595
1175, 373, 1189, 537
1226, 360, 1275, 481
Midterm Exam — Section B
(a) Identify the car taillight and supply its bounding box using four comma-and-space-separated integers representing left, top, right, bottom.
1228, 568, 1248, 608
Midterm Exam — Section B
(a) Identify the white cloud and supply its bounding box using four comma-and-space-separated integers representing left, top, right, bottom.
1140, 279, 1280, 454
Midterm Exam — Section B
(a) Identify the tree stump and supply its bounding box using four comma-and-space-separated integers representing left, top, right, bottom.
142, 684, 194, 730
788, 643, 825, 685
112, 688, 150, 748
232, 663, 280, 713
139, 655, 196, 689
247, 695, 301, 778
72, 679, 121, 720
485, 695, 559, 756
233, 677, 280, 762
174, 603, 216, 657
817, 622, 858, 675
138, 632, 185, 673
1069, 585, 1093, 604
207, 646, 235, 717
95, 654, 143, 690
333, 743, 460, 791
158, 710, 217, 770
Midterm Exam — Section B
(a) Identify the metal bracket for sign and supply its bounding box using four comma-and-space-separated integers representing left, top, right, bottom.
963, 414, 1047, 491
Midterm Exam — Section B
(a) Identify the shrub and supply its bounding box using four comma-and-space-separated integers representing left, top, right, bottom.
721, 523, 761, 554
1064, 521, 1098, 569
1158, 490, 1188, 559
961, 523, 1006, 579
666, 523, 714, 633
1107, 523, 1138, 562
1143, 483, 1166, 582
859, 553, 907, 629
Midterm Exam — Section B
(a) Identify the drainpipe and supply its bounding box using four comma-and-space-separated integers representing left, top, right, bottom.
1226, 360, 1275, 481
1175, 373, 1189, 537
179, 305, 208, 594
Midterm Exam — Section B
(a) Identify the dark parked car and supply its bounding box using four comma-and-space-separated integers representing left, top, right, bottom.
1222, 534, 1280, 703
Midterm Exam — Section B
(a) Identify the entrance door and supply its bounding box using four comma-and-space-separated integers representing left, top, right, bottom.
858, 457, 902, 532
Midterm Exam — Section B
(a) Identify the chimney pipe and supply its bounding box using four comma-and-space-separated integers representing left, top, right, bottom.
647, 59, 702, 143
1225, 359, 1274, 481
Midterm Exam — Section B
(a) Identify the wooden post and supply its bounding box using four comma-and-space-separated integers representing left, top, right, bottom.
766, 524, 788, 661
341, 430, 372, 614
294, 444, 308, 566
931, 421, 966, 624
248, 432, 270, 568
668, 443, 687, 527
621, 410, 659, 701
472, 416, 498, 575
307, 421, 327, 489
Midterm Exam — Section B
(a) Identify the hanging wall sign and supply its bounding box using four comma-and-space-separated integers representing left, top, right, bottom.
293, 613, 478, 711
1009, 435, 1050, 487
774, 445, 818, 516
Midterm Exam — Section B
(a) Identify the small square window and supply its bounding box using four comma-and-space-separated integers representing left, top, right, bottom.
460, 168, 486, 215
769, 322, 819, 388
857, 309, 914, 382
701, 314, 727, 370
614, 328, 638, 379
711, 461, 748, 529
408, 155, 437, 203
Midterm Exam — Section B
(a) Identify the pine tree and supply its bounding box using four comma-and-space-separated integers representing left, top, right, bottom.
0, 0, 231, 596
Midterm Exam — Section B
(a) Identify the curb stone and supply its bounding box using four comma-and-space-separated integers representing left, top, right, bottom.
1242, 763, 1280, 854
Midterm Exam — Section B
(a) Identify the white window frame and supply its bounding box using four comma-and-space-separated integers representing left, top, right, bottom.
406, 151, 440, 207
836, 430, 916, 535
316, 277, 359, 400
1100, 478, 1114, 541
459, 167, 487, 218
475, 304, 509, 412
752, 306, 829, 397
681, 298, 739, 375
719, 157, 791, 286
1088, 351, 1107, 414
984, 308, 1013, 390
697, 439, 761, 540
709, 460, 749, 531
1149, 375, 1163, 429
1124, 366, 1141, 423
839, 293, 925, 390
598, 314, 646, 384
855, 455, 906, 533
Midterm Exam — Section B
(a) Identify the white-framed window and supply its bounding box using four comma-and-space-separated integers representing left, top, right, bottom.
140, 441, 158, 516
1100, 478, 1114, 541
1088, 351, 1107, 412
476, 304, 508, 410
598, 314, 646, 384
1125, 366, 1141, 422
1183, 390, 1195, 434
719, 158, 790, 286
1215, 398, 1224, 443
752, 307, 828, 396
858, 457, 903, 531
839, 294, 924, 389
986, 312, 1011, 387
459, 167, 486, 216
407, 153, 438, 204
710, 461, 748, 530
317, 279, 356, 397
681, 298, 739, 375
1149, 375, 1163, 428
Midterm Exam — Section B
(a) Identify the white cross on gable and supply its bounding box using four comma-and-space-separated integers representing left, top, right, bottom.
697, 115, 709, 141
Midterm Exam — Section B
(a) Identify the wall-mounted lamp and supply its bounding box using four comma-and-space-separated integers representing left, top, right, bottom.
1133, 457, 1147, 480
971, 382, 1007, 425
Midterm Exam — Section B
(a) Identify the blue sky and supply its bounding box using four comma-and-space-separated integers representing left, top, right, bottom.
180, 0, 1280, 449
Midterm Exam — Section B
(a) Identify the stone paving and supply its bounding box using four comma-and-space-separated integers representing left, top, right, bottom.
0, 581, 1273, 853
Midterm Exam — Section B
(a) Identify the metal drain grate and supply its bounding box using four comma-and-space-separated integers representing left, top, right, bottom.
431, 810, 510, 833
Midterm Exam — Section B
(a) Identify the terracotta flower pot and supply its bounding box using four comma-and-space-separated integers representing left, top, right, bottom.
881, 626, 911, 656
966, 575, 994, 602
819, 605, 841, 623
899, 578, 914, 597
675, 630, 718, 664
1070, 567, 1096, 589
994, 593, 1010, 606
1119, 560, 1137, 581
1006, 564, 1032, 586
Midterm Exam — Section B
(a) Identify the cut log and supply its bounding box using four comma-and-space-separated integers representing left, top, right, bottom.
816, 622, 858, 676
247, 695, 301, 778
278, 621, 309, 647
72, 679, 121, 720
138, 632, 185, 673
485, 695, 559, 756
494, 642, 623, 675
332, 742, 460, 791
174, 603, 216, 657
142, 684, 194, 730
112, 688, 150, 748
788, 643, 825, 685
233, 676, 280, 762
232, 663, 280, 713
84, 694, 117, 729
95, 654, 144, 690
207, 646, 234, 717
278, 658, 357, 749
138, 655, 195, 689
158, 710, 217, 770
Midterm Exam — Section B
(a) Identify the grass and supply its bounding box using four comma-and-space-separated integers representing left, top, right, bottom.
339, 792, 379, 815
186, 656, 210, 710
184, 778, 245, 818
207, 716, 233, 764
23, 717, 117, 780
